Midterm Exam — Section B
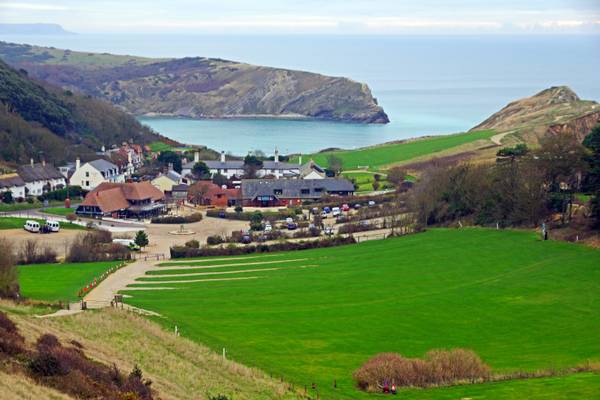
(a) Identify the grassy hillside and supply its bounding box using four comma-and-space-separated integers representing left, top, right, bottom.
18, 261, 122, 303
291, 130, 495, 171
0, 58, 164, 165
0, 301, 302, 400
121, 229, 600, 399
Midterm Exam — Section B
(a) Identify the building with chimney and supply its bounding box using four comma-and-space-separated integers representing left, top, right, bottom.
0, 174, 26, 200
183, 149, 300, 179
17, 159, 66, 196
69, 158, 124, 191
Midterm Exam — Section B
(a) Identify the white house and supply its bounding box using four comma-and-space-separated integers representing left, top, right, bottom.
17, 160, 66, 197
299, 160, 326, 179
152, 169, 185, 194
0, 174, 26, 200
69, 158, 125, 191
184, 150, 301, 180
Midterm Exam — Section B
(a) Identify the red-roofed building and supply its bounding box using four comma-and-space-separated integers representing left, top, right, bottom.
75, 181, 166, 219
188, 182, 240, 207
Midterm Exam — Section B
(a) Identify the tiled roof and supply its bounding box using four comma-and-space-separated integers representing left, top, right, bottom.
0, 174, 26, 189
241, 178, 354, 200
80, 181, 165, 213
17, 163, 64, 182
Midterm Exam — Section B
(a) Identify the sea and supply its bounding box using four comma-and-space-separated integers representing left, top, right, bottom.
1, 33, 599, 155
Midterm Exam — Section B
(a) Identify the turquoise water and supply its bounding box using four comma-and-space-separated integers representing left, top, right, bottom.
2, 34, 599, 154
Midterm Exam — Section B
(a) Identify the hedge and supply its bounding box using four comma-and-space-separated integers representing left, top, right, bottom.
171, 236, 356, 258
151, 213, 203, 224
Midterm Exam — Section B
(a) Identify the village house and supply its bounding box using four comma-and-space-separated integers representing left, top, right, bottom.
188, 182, 240, 207
17, 160, 66, 197
183, 149, 301, 180
75, 181, 166, 219
69, 158, 125, 191
151, 168, 185, 194
241, 178, 355, 207
0, 174, 26, 200
299, 160, 327, 179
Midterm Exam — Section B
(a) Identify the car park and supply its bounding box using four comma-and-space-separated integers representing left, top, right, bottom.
23, 220, 40, 233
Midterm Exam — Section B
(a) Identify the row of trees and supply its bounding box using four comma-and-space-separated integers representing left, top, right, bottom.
411, 126, 600, 229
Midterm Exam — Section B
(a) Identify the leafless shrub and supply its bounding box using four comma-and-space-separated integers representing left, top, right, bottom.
353, 349, 490, 391
0, 311, 25, 355
17, 241, 57, 264
0, 238, 19, 299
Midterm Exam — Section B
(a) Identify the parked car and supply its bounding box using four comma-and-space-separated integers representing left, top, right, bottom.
241, 235, 252, 244
332, 207, 341, 217
287, 223, 298, 230
368, 200, 376, 207
341, 204, 350, 212
323, 206, 331, 214
218, 210, 226, 218
311, 207, 319, 215
324, 226, 334, 235
285, 217, 294, 224
354, 203, 362, 210
112, 239, 140, 251
23, 220, 40, 233
264, 223, 273, 232
321, 211, 328, 218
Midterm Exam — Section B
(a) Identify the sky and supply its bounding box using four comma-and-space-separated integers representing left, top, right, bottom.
0, 0, 600, 34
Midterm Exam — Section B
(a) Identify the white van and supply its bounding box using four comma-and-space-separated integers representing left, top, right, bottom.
332, 207, 341, 217
24, 220, 40, 233
45, 220, 60, 232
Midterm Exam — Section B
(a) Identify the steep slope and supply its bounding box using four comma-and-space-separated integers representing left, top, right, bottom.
0, 59, 169, 165
0, 41, 389, 124
470, 86, 600, 145
0, 301, 301, 400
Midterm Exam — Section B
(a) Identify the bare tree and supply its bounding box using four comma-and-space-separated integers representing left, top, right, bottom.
0, 238, 19, 298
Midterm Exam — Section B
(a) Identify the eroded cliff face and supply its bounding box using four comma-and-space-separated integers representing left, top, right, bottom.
0, 42, 389, 124
546, 111, 600, 142
470, 86, 600, 144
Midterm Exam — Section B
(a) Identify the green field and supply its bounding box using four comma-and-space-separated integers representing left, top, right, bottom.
0, 200, 63, 212
121, 229, 600, 399
291, 130, 495, 171
40, 207, 77, 216
341, 171, 391, 192
0, 217, 83, 230
19, 261, 122, 302
148, 141, 175, 152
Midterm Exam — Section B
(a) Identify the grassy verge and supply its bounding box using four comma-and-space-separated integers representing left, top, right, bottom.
18, 261, 122, 303
40, 207, 77, 216
0, 200, 63, 213
291, 130, 495, 171
0, 217, 83, 230
122, 228, 600, 399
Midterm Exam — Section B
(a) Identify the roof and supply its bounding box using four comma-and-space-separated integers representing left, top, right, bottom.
262, 161, 300, 170
300, 160, 326, 177
17, 163, 64, 182
153, 170, 181, 183
80, 181, 165, 213
0, 174, 26, 189
172, 183, 189, 192
88, 159, 119, 173
189, 182, 239, 199
201, 160, 245, 170
241, 178, 354, 200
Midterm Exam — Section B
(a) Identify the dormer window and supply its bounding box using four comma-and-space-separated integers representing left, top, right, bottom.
301, 189, 310, 195
274, 189, 283, 195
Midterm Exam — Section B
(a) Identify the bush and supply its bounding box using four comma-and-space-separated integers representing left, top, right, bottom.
67, 231, 130, 262
0, 311, 25, 355
353, 349, 490, 391
151, 213, 203, 224
39, 186, 85, 202
17, 240, 57, 265
171, 236, 356, 258
206, 235, 224, 246
185, 239, 200, 249
0, 238, 19, 299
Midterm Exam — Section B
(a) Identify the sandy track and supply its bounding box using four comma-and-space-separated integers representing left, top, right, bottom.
157, 258, 309, 271
130, 276, 261, 285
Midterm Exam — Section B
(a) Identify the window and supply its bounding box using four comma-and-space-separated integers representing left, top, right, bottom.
315, 188, 323, 193
85, 181, 90, 187
301, 189, 310, 195
274, 189, 283, 195
85, 171, 90, 177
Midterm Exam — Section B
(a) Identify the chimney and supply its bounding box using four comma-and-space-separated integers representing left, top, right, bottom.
101, 145, 105, 153
274, 148, 279, 163
220, 151, 225, 163
299, 155, 302, 165
127, 151, 133, 165
194, 151, 200, 163
76, 157, 80, 171
30, 158, 34, 167
168, 162, 174, 172
42, 159, 46, 167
